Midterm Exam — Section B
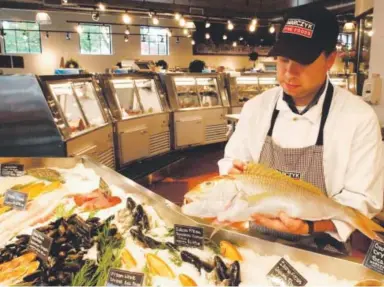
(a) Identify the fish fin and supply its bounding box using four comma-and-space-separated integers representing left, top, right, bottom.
344, 207, 384, 242
244, 163, 326, 197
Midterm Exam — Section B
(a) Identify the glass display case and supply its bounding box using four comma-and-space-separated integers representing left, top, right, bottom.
227, 73, 278, 111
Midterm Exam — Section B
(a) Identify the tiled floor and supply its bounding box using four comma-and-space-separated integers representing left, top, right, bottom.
143, 143, 224, 205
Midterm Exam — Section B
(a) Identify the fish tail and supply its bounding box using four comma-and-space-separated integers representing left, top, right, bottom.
344, 207, 384, 242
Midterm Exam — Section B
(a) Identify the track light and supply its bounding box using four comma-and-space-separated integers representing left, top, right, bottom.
174, 12, 181, 21
251, 18, 257, 26
187, 33, 192, 38
191, 40, 195, 45
269, 25, 275, 34
205, 21, 211, 28
92, 10, 100, 21
66, 32, 71, 40
35, 12, 51, 25
22, 31, 28, 40
142, 35, 146, 42
125, 26, 130, 35
239, 37, 244, 41
122, 12, 131, 24
45, 31, 49, 39
205, 33, 210, 39
124, 35, 129, 43
368, 30, 374, 37
183, 28, 188, 35
223, 34, 227, 40
227, 20, 234, 30
87, 33, 91, 41
152, 14, 159, 25
98, 2, 106, 11
167, 29, 172, 37
61, 0, 68, 4
233, 41, 237, 47
249, 24, 256, 32
76, 24, 83, 34
176, 36, 180, 44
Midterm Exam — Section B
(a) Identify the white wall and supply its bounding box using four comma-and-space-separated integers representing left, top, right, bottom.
0, 9, 256, 75
369, 0, 384, 124
355, 0, 374, 17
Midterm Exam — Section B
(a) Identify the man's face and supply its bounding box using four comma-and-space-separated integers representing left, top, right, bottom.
276, 52, 336, 98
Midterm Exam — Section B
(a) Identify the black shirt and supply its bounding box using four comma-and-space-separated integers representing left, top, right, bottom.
283, 80, 327, 115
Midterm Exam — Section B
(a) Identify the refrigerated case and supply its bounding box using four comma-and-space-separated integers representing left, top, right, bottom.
0, 74, 116, 169
162, 73, 230, 149
226, 73, 278, 113
329, 73, 357, 94
100, 73, 171, 168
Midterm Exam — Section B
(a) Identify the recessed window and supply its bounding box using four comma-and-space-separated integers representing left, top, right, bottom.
79, 24, 112, 55
140, 27, 169, 56
2, 21, 41, 54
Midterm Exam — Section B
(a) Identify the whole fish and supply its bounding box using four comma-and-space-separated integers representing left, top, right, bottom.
182, 164, 384, 242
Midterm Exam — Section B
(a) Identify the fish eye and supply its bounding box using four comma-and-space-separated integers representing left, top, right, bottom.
203, 181, 213, 187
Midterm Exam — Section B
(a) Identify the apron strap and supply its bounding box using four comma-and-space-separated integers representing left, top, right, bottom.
267, 82, 334, 145
315, 82, 334, 146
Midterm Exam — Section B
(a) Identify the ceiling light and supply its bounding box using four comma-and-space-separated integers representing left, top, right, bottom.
269, 25, 275, 34
239, 37, 244, 41
368, 30, 374, 37
227, 20, 234, 30
233, 41, 237, 47
251, 18, 257, 26
98, 2, 106, 11
205, 21, 211, 28
92, 10, 100, 21
125, 26, 130, 35
176, 36, 180, 44
186, 21, 196, 29
66, 32, 71, 40
205, 33, 210, 39
187, 33, 192, 38
122, 12, 131, 24
76, 24, 83, 34
174, 13, 181, 21
179, 17, 186, 27
152, 15, 159, 25
223, 34, 227, 40
22, 31, 28, 40
35, 12, 51, 25
191, 40, 195, 45
343, 21, 355, 31
249, 24, 256, 32
183, 28, 188, 35
61, 0, 68, 4
167, 29, 172, 37
124, 35, 129, 43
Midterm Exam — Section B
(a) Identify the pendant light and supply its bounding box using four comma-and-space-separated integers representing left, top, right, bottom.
35, 12, 52, 25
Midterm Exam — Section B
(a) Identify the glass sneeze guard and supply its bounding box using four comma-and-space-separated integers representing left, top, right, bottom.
174, 77, 200, 109
196, 77, 221, 107
235, 75, 277, 103
134, 79, 164, 114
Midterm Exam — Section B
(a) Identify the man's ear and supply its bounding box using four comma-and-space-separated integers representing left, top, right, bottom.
326, 51, 337, 70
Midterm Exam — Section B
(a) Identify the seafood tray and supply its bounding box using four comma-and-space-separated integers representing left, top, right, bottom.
0, 157, 382, 286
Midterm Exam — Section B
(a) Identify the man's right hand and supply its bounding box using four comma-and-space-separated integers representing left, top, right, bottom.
228, 160, 245, 175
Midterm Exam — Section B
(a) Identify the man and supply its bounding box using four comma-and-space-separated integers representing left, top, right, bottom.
218, 4, 384, 248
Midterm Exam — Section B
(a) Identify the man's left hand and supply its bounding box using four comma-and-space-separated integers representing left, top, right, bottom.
252, 212, 310, 235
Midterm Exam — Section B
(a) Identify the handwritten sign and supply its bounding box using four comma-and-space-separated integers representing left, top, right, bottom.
267, 258, 307, 286
1, 163, 24, 177
363, 240, 384, 275
106, 268, 144, 286
174, 224, 204, 249
4, 190, 28, 210
27, 229, 53, 263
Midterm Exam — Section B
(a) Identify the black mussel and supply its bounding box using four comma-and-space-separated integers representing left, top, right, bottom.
1, 251, 12, 262
143, 236, 163, 249
16, 234, 30, 241
62, 262, 81, 272
126, 197, 136, 211
59, 243, 74, 252
133, 205, 144, 226
165, 242, 179, 252
58, 224, 66, 236
86, 217, 100, 224
227, 261, 241, 286
57, 272, 72, 285
58, 251, 67, 259
47, 275, 58, 285
201, 260, 214, 273
130, 228, 145, 241
66, 224, 77, 237
141, 213, 150, 231
66, 254, 83, 261
67, 214, 78, 224
19, 248, 31, 256
67, 248, 77, 255
214, 256, 228, 282
5, 243, 17, 250
54, 237, 68, 245
105, 215, 115, 224
47, 229, 59, 238
180, 251, 202, 271
108, 224, 118, 236
37, 225, 53, 233
23, 270, 43, 282
52, 217, 64, 228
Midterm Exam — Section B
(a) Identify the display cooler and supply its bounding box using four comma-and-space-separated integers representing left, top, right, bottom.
162, 73, 230, 149
0, 74, 116, 169
226, 73, 278, 113
99, 72, 171, 168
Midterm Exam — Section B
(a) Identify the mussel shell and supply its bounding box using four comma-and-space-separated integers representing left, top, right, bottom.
201, 260, 214, 273
133, 205, 144, 226
54, 237, 68, 245
108, 224, 118, 237
62, 262, 81, 272
227, 261, 241, 286
86, 217, 100, 224
181, 251, 202, 271
143, 236, 163, 249
59, 243, 74, 252
16, 234, 30, 241
47, 229, 59, 238
37, 225, 53, 233
126, 197, 136, 211
214, 256, 228, 282
165, 242, 179, 252
23, 270, 43, 282
141, 213, 150, 231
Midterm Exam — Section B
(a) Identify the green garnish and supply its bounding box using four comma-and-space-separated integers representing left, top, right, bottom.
204, 237, 221, 255
164, 227, 174, 237
169, 250, 183, 267
88, 210, 99, 220
143, 263, 153, 286
55, 204, 77, 219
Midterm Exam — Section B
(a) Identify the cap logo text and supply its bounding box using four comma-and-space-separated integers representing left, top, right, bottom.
283, 18, 315, 39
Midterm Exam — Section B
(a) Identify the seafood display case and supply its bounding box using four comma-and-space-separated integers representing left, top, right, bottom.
162, 73, 230, 149
99, 72, 171, 168
226, 73, 278, 114
0, 156, 382, 286
0, 74, 116, 169
330, 73, 357, 94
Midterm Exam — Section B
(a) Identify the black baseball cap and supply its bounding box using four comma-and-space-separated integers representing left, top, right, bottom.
268, 4, 339, 65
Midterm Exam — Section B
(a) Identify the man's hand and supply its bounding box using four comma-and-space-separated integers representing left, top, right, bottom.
229, 160, 246, 175
252, 212, 310, 235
